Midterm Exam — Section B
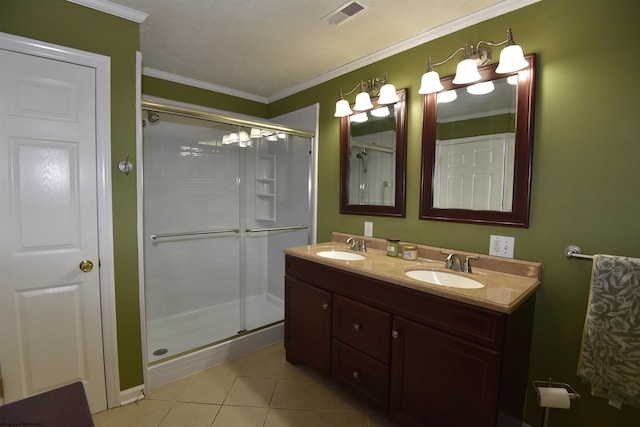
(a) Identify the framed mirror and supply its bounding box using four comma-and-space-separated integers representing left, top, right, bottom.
419, 54, 536, 227
340, 88, 407, 217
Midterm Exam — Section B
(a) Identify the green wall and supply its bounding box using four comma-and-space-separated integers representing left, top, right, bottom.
0, 0, 143, 390
3, 1, 640, 425
437, 113, 515, 140
269, 1, 640, 426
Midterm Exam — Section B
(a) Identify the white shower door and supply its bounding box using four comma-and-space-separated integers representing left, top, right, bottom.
142, 108, 312, 362
143, 112, 243, 362
242, 132, 312, 332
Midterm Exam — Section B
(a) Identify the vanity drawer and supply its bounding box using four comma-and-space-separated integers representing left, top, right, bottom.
332, 339, 389, 413
333, 295, 391, 364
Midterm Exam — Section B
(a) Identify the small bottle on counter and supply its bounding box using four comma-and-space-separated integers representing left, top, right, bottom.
386, 238, 400, 257
401, 244, 418, 260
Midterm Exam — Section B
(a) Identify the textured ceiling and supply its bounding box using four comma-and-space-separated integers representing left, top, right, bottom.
106, 0, 528, 101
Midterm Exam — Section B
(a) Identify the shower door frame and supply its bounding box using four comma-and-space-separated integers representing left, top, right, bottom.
136, 99, 316, 392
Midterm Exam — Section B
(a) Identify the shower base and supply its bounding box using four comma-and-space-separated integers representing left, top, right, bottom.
146, 293, 283, 363
146, 322, 283, 391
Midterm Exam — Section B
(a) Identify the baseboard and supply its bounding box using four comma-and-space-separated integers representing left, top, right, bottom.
147, 322, 284, 390
119, 384, 145, 407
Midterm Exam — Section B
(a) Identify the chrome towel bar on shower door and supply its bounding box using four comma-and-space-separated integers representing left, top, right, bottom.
246, 225, 309, 233
150, 228, 240, 241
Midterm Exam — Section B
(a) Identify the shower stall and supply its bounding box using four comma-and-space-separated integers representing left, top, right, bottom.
138, 102, 313, 368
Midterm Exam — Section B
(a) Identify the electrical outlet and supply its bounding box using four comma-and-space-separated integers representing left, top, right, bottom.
489, 235, 515, 258
364, 221, 373, 238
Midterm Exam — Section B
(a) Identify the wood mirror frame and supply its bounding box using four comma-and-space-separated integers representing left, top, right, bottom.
419, 54, 536, 227
340, 88, 407, 217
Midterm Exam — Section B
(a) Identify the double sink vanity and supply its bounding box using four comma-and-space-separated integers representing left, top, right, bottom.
284, 232, 541, 427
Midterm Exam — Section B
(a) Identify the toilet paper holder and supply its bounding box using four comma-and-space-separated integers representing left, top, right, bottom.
532, 378, 580, 402
532, 379, 580, 427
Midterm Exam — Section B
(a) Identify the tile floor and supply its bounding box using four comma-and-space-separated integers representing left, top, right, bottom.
92, 342, 396, 427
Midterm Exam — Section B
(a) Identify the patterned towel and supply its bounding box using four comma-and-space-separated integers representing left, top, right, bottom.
577, 254, 640, 408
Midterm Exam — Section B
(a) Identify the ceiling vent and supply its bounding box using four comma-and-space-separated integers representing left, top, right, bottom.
323, 1, 368, 26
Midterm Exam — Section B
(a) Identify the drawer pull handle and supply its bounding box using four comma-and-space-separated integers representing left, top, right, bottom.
392, 330, 399, 339
353, 323, 361, 332
352, 370, 360, 379
322, 303, 329, 310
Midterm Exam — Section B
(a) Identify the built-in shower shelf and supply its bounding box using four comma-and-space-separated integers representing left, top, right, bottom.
256, 154, 276, 222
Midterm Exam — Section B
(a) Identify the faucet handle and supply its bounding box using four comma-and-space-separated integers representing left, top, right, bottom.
463, 255, 480, 273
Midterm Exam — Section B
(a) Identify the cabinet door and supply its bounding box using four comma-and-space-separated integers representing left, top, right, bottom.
390, 316, 500, 427
284, 277, 332, 375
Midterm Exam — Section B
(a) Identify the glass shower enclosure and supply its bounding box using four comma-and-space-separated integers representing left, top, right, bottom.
141, 102, 313, 363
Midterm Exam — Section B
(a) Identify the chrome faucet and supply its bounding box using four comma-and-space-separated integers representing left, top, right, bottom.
442, 251, 462, 272
346, 235, 368, 253
441, 251, 479, 273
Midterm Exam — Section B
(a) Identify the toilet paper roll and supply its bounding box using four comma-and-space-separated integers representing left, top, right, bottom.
537, 387, 571, 409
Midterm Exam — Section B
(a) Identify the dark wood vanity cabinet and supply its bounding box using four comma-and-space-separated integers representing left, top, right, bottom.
284, 255, 536, 427
284, 276, 332, 376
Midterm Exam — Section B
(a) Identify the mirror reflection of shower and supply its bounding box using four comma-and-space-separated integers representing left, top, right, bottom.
352, 147, 368, 205
355, 148, 367, 204
349, 143, 395, 206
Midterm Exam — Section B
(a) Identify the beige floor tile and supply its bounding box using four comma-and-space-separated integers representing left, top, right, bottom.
224, 376, 278, 407
279, 359, 326, 382
158, 402, 220, 427
179, 373, 236, 404
101, 399, 173, 427
226, 343, 285, 378
148, 377, 192, 401
211, 405, 268, 427
317, 410, 369, 427
264, 408, 318, 427
270, 378, 320, 410
92, 340, 397, 426
92, 405, 123, 427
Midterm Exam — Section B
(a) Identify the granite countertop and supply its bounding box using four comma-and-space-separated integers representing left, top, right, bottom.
283, 233, 542, 314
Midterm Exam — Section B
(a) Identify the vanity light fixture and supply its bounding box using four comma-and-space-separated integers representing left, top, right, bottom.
334, 71, 399, 118
418, 28, 528, 95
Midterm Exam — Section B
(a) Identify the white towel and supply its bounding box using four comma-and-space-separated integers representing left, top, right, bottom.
577, 254, 640, 408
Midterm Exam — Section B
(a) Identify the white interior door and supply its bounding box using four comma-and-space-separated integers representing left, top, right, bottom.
0, 49, 107, 412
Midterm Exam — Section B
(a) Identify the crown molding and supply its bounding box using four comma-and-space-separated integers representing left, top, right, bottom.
142, 68, 268, 104
66, 0, 148, 23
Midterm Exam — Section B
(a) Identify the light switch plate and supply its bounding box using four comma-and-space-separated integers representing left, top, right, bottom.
364, 221, 373, 238
489, 235, 515, 258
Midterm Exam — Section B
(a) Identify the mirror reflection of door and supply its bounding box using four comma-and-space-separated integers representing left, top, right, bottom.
434, 134, 514, 210
434, 76, 517, 212
348, 106, 396, 206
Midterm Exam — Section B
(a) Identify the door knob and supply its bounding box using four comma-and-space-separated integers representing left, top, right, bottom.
79, 259, 94, 273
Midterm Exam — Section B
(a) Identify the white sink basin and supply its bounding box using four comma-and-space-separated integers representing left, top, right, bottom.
316, 250, 366, 261
405, 270, 484, 289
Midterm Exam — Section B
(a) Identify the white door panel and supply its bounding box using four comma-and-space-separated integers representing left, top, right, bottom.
0, 49, 106, 412
434, 134, 514, 211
